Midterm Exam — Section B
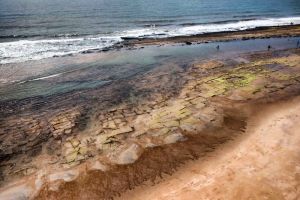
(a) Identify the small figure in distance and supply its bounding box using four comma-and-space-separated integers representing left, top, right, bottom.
291, 22, 294, 25
216, 45, 220, 50
268, 45, 271, 51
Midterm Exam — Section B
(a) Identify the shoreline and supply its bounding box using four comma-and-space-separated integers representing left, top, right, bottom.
2, 24, 300, 65
120, 24, 300, 47
1, 28, 300, 199
117, 96, 300, 200
0, 46, 300, 199
1, 35, 300, 93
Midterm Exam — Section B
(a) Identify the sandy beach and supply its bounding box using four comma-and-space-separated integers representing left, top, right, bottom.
0, 26, 300, 199
117, 97, 300, 200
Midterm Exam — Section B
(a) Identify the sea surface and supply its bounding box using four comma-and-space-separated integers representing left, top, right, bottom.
1, 36, 299, 100
1, 0, 300, 64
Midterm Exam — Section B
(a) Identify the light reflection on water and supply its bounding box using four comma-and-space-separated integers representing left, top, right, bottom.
0, 36, 299, 101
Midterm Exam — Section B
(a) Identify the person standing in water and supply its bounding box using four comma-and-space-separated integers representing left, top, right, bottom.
268, 45, 271, 51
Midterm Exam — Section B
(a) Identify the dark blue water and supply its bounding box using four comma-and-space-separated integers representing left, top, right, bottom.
1, 0, 300, 64
1, 0, 300, 38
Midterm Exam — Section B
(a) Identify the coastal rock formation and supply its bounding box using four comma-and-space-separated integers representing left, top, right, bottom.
49, 109, 81, 139
1, 48, 300, 199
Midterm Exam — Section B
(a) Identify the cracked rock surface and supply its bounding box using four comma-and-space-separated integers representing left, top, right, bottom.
0, 48, 300, 200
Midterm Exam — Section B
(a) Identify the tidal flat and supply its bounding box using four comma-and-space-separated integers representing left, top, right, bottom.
1, 28, 300, 199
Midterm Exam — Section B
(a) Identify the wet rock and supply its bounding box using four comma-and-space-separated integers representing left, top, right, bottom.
82, 50, 94, 54
102, 47, 110, 52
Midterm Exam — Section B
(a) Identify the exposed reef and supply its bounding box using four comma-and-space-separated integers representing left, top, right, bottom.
1, 47, 300, 199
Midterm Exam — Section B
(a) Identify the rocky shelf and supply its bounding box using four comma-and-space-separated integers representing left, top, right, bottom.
1, 48, 300, 199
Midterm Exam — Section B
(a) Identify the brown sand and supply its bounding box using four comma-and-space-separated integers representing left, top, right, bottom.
117, 97, 300, 200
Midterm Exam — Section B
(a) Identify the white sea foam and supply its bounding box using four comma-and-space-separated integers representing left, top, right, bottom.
17, 72, 63, 84
119, 16, 300, 38
0, 36, 122, 64
168, 17, 300, 36
1, 16, 300, 64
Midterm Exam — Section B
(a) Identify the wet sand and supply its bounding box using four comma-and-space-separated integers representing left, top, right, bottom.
117, 97, 300, 200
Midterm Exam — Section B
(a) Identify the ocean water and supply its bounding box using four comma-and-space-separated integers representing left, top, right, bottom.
1, 0, 300, 64
1, 36, 300, 101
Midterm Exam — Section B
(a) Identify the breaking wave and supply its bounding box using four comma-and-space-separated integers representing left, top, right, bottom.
1, 16, 300, 64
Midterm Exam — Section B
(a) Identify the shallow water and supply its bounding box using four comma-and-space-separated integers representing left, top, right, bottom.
0, 37, 299, 101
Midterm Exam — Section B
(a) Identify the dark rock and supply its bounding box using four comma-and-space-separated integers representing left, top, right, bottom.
121, 36, 139, 40
102, 47, 110, 52
82, 50, 94, 54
